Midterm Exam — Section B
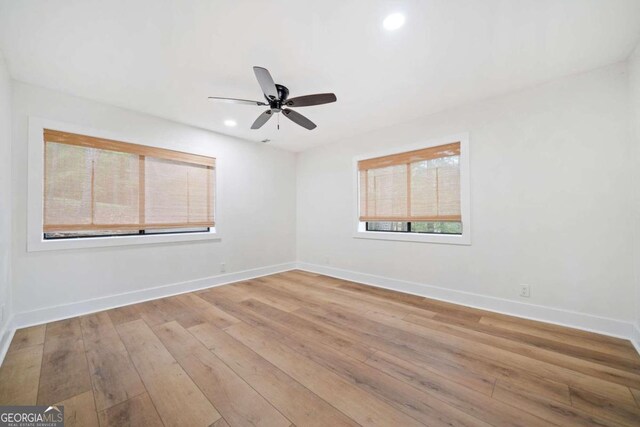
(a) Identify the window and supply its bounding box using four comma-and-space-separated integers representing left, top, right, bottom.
355, 135, 470, 244
365, 221, 462, 234
43, 129, 215, 240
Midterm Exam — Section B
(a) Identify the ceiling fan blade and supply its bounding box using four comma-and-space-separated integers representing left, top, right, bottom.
285, 93, 337, 107
253, 66, 278, 100
208, 96, 266, 106
251, 110, 274, 129
282, 108, 317, 130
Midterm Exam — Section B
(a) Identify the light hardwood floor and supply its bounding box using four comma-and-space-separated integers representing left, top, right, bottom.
1, 270, 640, 426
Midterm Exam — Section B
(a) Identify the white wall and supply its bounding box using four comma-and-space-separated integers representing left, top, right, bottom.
5, 57, 639, 342
630, 43, 640, 335
0, 52, 12, 344
11, 82, 296, 317
297, 63, 635, 323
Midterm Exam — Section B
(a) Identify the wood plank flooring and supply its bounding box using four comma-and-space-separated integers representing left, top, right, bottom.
1, 270, 640, 426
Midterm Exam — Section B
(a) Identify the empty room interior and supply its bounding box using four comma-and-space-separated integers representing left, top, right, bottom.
2, 1, 640, 426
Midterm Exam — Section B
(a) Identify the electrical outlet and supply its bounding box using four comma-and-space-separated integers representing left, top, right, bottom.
324, 257, 330, 265
519, 284, 531, 298
220, 262, 226, 273
0, 305, 4, 323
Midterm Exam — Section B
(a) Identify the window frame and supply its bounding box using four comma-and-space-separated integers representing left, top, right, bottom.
353, 133, 471, 245
365, 221, 463, 235
28, 117, 221, 252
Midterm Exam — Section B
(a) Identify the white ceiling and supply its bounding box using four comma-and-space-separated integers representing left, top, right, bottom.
1, 0, 640, 152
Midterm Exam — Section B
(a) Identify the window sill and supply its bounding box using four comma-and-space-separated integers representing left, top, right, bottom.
353, 231, 471, 245
27, 230, 221, 252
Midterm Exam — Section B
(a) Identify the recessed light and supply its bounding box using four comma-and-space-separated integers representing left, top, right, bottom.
383, 13, 405, 31
224, 119, 237, 127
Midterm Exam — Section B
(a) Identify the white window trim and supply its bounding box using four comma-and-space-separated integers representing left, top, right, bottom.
27, 117, 221, 252
352, 132, 471, 245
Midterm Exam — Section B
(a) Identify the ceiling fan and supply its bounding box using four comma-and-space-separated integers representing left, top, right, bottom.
209, 66, 337, 130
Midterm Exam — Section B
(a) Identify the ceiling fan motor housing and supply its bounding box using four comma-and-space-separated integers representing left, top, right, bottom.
266, 84, 289, 111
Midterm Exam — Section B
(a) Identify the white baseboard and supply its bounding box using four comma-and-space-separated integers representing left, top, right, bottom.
296, 262, 638, 345
2, 260, 638, 366
9, 261, 297, 334
0, 262, 293, 365
0, 318, 15, 368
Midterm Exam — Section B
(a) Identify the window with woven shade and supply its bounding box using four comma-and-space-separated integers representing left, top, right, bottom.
43, 129, 215, 239
358, 142, 462, 235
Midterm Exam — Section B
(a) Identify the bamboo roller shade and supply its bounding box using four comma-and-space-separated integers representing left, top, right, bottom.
357, 142, 459, 171
43, 129, 215, 232
44, 129, 215, 167
358, 142, 461, 222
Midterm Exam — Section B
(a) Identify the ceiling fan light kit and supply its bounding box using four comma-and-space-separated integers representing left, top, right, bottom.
209, 66, 337, 131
